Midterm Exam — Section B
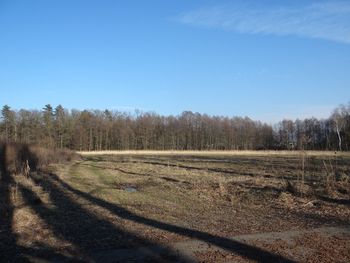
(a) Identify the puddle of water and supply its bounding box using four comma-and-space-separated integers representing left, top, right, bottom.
124, 187, 137, 193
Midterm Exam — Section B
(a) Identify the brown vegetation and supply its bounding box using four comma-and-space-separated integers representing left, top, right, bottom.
0, 142, 78, 177
1, 151, 349, 261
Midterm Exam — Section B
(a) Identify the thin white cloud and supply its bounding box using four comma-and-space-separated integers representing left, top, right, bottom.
176, 1, 350, 44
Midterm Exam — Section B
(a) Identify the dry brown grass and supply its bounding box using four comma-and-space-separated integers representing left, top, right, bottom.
0, 142, 36, 175
71, 153, 350, 218
2, 151, 349, 261
0, 142, 79, 176
30, 145, 79, 169
78, 150, 350, 157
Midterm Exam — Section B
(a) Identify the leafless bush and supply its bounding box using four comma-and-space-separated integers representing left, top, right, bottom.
321, 152, 340, 194
0, 142, 78, 177
0, 142, 35, 176
29, 145, 78, 170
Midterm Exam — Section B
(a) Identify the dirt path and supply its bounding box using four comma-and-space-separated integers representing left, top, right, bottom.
86, 227, 350, 263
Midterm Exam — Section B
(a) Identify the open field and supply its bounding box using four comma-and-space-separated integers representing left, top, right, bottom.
78, 150, 350, 157
1, 151, 350, 262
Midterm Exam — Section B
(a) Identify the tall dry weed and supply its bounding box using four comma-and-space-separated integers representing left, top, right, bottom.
0, 142, 78, 177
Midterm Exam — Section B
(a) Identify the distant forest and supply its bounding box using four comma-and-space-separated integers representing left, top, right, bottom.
0, 103, 349, 151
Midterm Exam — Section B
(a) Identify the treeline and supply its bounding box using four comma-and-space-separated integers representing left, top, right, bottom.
0, 103, 349, 151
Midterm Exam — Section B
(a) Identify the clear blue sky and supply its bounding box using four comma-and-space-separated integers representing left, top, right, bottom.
0, 0, 349, 123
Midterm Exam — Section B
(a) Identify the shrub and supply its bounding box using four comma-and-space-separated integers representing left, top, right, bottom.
0, 142, 78, 177
29, 145, 78, 170
0, 142, 32, 175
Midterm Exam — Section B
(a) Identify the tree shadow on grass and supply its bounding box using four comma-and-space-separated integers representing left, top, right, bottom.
0, 169, 24, 262
1, 163, 297, 262
44, 172, 296, 263
98, 156, 319, 183
81, 162, 150, 177
316, 195, 350, 206
85, 155, 325, 184
16, 173, 194, 262
0, 171, 75, 262
291, 208, 350, 227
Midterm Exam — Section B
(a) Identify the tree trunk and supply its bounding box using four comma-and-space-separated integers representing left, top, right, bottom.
336, 124, 342, 151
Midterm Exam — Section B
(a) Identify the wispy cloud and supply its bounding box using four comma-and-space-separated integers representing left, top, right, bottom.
176, 1, 350, 44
